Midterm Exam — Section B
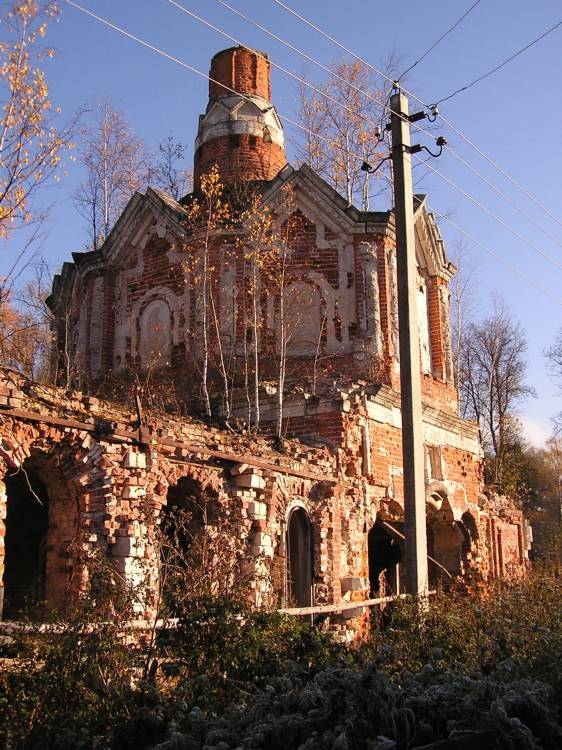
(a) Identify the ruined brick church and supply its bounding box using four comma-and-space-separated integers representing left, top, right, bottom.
0, 48, 529, 630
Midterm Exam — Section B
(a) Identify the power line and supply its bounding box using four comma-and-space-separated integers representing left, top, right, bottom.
64, 1, 560, 304
414, 155, 562, 272
166, 0, 385, 140
216, 0, 562, 249
173, 0, 442, 157
72, 0, 562, 273
273, 0, 562, 229
435, 20, 562, 105
446, 145, 562, 249
215, 0, 392, 114
273, 0, 428, 108
398, 0, 481, 80
63, 1, 371, 177
438, 113, 562, 229
425, 201, 562, 307
215, 0, 562, 248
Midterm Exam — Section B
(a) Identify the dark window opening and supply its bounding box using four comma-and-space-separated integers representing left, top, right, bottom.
161, 477, 219, 613
249, 135, 258, 147
286, 507, 313, 607
368, 521, 402, 597
3, 468, 49, 620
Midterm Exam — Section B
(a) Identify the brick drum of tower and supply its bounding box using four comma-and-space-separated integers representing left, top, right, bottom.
194, 46, 287, 186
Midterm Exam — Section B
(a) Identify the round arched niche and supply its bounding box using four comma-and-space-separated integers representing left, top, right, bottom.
138, 298, 172, 369
1, 453, 80, 620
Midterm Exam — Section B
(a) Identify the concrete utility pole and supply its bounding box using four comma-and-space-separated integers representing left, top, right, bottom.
390, 90, 429, 597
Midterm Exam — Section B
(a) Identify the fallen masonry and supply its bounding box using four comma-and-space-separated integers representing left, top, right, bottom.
0, 368, 529, 639
0, 47, 531, 638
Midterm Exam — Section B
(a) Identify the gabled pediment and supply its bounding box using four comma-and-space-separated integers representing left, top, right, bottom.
260, 164, 390, 237
414, 195, 456, 280
102, 188, 187, 267
56, 189, 187, 284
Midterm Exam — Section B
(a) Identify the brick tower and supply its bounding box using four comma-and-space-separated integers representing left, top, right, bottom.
193, 46, 286, 187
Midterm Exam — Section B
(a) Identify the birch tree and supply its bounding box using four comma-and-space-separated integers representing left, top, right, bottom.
153, 135, 192, 201
0, 261, 51, 379
259, 187, 309, 439
74, 99, 150, 250
449, 240, 476, 396
184, 166, 232, 420
546, 328, 562, 434
236, 190, 278, 429
296, 59, 398, 208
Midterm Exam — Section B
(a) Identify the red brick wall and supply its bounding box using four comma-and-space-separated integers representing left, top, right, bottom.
209, 47, 271, 101
441, 445, 483, 508
194, 134, 286, 187
427, 276, 445, 379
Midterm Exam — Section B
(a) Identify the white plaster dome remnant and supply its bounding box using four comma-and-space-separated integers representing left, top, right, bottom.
195, 95, 285, 152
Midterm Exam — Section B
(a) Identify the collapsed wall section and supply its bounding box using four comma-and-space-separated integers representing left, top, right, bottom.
0, 369, 529, 638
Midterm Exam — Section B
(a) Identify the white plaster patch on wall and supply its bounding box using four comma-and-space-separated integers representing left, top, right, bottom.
219, 262, 238, 353
130, 286, 182, 369
89, 277, 104, 377
139, 298, 172, 369
366, 399, 481, 454
337, 243, 356, 349
416, 276, 432, 374
423, 420, 480, 454
76, 297, 88, 374
284, 281, 323, 356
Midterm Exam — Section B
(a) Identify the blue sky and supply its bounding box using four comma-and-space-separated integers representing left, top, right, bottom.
3, 0, 561, 443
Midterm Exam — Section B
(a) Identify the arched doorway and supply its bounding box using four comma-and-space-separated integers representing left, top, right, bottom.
368, 521, 402, 597
2, 467, 50, 619
160, 476, 224, 609
286, 507, 313, 607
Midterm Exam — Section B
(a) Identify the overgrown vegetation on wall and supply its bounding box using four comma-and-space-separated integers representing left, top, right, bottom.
1, 563, 560, 749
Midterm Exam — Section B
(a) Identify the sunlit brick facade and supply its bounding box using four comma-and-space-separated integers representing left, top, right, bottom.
0, 48, 529, 631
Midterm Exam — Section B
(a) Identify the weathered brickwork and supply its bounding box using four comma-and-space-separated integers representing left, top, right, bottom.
0, 367, 528, 633
194, 133, 286, 187
1, 46, 530, 634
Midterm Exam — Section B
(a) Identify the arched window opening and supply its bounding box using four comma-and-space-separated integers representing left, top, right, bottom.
2, 467, 49, 620
368, 521, 402, 597
286, 507, 313, 607
2, 456, 78, 621
160, 477, 222, 611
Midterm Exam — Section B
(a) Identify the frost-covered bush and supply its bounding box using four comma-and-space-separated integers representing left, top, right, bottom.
1, 565, 560, 748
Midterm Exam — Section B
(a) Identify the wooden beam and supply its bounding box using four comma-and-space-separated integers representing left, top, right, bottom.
278, 591, 436, 617
0, 593, 439, 633
0, 406, 335, 482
